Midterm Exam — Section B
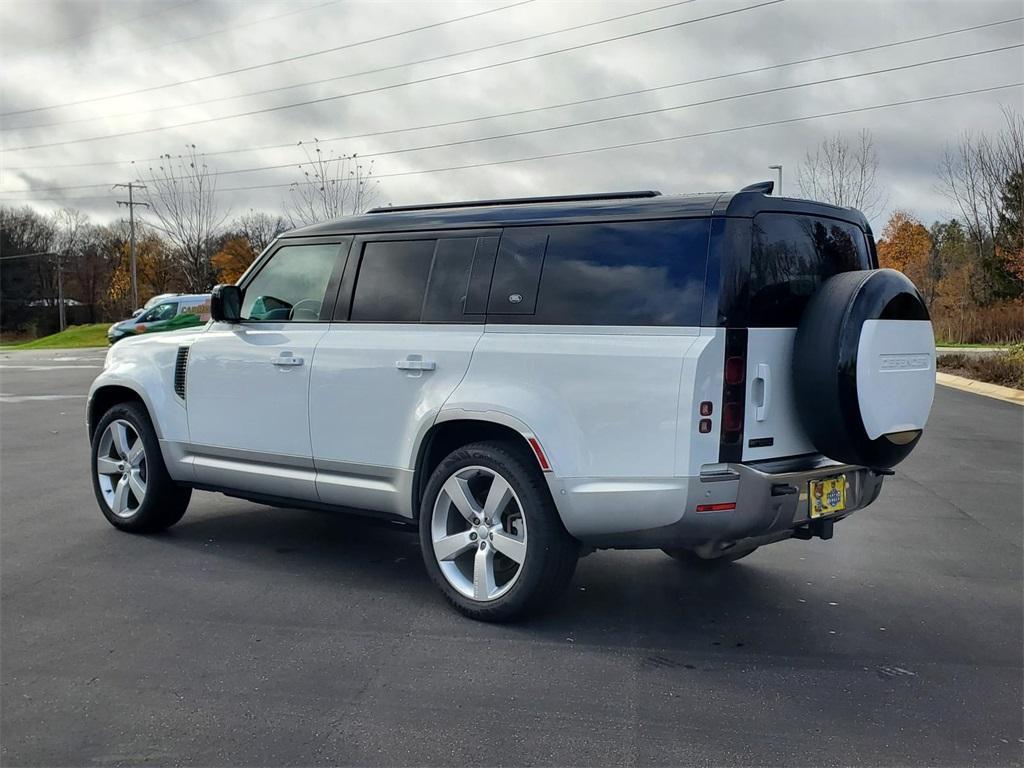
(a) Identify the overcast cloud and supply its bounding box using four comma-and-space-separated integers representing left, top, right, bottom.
0, 0, 1022, 231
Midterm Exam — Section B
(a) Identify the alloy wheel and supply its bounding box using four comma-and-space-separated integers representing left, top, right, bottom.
95, 419, 147, 518
430, 465, 528, 602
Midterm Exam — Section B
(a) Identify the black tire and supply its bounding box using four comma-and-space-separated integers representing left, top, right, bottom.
662, 545, 758, 566
793, 268, 930, 468
418, 440, 579, 622
90, 401, 191, 533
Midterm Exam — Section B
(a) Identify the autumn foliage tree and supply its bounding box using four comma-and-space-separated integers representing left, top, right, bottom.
877, 211, 934, 303
211, 237, 257, 284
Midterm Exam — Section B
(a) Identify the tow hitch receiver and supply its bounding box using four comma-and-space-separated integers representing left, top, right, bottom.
793, 517, 834, 541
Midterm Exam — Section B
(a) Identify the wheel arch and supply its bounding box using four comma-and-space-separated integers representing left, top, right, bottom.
412, 412, 550, 519
88, 384, 150, 440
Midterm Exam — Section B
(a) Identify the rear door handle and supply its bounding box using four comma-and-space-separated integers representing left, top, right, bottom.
754, 362, 771, 422
272, 353, 304, 367
395, 358, 436, 371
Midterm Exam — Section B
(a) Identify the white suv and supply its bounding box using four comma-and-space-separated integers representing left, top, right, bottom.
87, 183, 936, 621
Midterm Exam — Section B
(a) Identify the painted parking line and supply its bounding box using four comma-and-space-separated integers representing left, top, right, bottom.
0, 393, 88, 403
0, 365, 102, 371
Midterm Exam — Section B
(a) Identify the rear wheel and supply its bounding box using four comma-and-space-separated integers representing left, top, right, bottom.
662, 545, 758, 567
419, 441, 579, 622
90, 401, 191, 533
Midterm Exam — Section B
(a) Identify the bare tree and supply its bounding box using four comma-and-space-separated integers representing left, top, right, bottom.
48, 208, 88, 328
797, 129, 887, 218
235, 209, 289, 253
144, 145, 227, 292
286, 140, 381, 226
936, 106, 1024, 296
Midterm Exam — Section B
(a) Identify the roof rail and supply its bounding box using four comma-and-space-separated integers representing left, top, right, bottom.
366, 190, 662, 214
739, 180, 774, 195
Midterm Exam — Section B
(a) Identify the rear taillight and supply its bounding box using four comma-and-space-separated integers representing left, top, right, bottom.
722, 402, 743, 432
724, 356, 745, 385
719, 329, 748, 461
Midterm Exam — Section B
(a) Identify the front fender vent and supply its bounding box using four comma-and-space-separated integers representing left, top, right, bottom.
174, 346, 190, 400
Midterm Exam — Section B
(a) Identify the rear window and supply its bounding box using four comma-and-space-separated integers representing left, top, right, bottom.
748, 213, 870, 327
488, 219, 710, 326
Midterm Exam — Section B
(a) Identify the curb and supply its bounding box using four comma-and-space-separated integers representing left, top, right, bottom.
936, 372, 1024, 406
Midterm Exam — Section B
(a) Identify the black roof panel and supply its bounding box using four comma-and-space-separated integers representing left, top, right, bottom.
282, 186, 871, 239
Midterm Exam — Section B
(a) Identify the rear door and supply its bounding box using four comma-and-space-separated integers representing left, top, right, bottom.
740, 213, 873, 461
308, 231, 498, 516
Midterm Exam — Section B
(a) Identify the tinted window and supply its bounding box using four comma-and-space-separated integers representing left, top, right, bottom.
351, 240, 434, 322
242, 243, 340, 321
491, 219, 709, 326
422, 238, 477, 322
749, 213, 870, 326
488, 230, 548, 315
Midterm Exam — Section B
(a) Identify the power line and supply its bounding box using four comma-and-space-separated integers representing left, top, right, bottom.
5, 0, 698, 132
5, 1, 197, 57
0, 0, 536, 118
0, 0, 786, 151
6, 43, 1020, 195
6, 81, 1019, 204
5, 14, 1020, 173
0, 251, 58, 262
105, 1, 343, 61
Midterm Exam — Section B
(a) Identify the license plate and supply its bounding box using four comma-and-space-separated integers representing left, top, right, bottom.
809, 474, 847, 518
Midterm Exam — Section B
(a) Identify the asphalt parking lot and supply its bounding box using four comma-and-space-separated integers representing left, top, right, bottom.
1, 348, 1021, 767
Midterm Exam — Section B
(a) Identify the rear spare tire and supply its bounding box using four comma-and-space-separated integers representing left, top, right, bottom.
793, 269, 934, 469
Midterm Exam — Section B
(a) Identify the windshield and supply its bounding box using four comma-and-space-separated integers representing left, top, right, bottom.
138, 302, 178, 323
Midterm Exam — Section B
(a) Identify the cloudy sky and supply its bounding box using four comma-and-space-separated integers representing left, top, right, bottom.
0, 0, 1021, 231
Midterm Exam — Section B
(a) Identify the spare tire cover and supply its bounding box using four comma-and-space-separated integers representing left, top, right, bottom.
793, 269, 935, 468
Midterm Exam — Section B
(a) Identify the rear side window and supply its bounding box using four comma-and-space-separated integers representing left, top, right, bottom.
351, 240, 435, 322
489, 219, 710, 326
349, 236, 486, 322
749, 213, 870, 327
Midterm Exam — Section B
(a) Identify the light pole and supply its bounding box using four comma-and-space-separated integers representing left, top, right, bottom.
768, 164, 783, 195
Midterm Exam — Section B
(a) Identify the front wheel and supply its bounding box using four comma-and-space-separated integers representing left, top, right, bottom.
90, 401, 191, 533
418, 441, 579, 622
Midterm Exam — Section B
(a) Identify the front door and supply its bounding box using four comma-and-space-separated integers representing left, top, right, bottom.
186, 238, 348, 501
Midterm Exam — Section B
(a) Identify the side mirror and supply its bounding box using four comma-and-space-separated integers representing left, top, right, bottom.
131, 308, 144, 318
211, 284, 242, 323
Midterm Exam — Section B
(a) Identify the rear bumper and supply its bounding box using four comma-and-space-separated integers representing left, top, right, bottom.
551, 455, 885, 549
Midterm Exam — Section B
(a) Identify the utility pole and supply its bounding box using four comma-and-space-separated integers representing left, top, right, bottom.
56, 252, 66, 331
113, 183, 148, 308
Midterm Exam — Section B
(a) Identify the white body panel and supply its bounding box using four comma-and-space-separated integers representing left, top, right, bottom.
856, 319, 936, 439
308, 323, 482, 513
447, 325, 700, 478
184, 322, 329, 501
441, 324, 718, 538
742, 328, 816, 461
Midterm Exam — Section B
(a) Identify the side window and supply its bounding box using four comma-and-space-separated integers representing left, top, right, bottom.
350, 240, 435, 322
535, 220, 709, 326
488, 220, 710, 326
749, 214, 870, 327
241, 243, 341, 322
140, 301, 177, 322
349, 236, 486, 322
422, 238, 477, 322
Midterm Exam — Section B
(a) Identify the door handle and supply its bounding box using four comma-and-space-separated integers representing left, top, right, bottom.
272, 353, 304, 367
753, 362, 771, 422
395, 358, 436, 371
